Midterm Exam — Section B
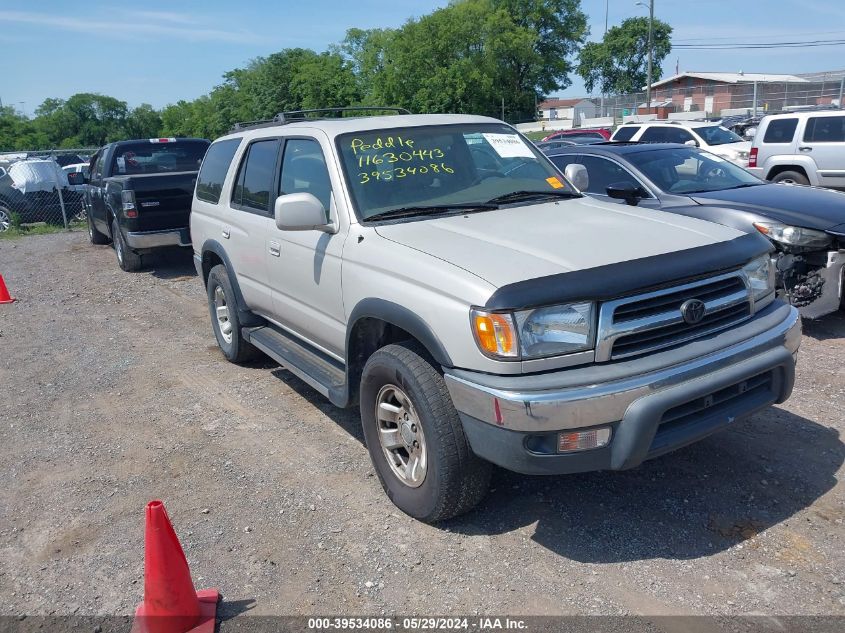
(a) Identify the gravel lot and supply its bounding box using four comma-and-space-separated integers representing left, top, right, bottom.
1, 231, 844, 622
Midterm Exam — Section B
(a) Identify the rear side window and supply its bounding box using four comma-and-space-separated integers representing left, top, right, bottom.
232, 139, 281, 213
196, 139, 241, 204
639, 127, 694, 144
803, 116, 845, 143
613, 126, 640, 141
763, 118, 798, 143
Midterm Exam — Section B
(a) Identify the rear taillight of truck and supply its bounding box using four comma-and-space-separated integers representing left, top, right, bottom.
121, 190, 138, 218
749, 147, 758, 168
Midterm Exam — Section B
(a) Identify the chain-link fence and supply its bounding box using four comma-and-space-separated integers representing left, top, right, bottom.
594, 72, 845, 123
0, 148, 96, 233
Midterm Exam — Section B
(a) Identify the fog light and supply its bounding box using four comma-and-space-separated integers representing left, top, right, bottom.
558, 428, 612, 453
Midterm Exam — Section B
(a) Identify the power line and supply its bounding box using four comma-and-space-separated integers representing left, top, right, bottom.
672, 29, 845, 42
673, 39, 845, 50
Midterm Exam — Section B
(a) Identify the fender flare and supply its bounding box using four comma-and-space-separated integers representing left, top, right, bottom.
200, 239, 263, 327
763, 156, 818, 184
346, 298, 453, 368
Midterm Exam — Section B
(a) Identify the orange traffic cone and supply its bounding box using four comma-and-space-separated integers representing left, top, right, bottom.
131, 500, 219, 633
0, 274, 14, 304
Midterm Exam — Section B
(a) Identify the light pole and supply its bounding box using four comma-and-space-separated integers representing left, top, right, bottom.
600, 0, 608, 117
636, 0, 655, 113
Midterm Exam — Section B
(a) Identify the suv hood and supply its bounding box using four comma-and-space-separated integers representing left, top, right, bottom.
691, 183, 845, 231
373, 197, 743, 288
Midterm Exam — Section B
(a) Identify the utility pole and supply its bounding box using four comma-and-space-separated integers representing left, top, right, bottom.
600, 0, 608, 118
839, 76, 844, 108
501, 96, 505, 122
645, 0, 654, 113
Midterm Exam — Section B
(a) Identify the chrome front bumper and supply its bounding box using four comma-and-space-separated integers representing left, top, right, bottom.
125, 228, 191, 249
445, 302, 800, 475
445, 303, 801, 434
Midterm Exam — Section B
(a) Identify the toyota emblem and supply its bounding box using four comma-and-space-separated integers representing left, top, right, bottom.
680, 299, 706, 325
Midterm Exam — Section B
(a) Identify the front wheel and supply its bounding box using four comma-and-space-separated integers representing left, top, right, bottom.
88, 212, 110, 245
360, 342, 492, 523
0, 205, 11, 233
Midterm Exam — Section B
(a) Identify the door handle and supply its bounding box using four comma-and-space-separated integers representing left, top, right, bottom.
222, 226, 230, 239
269, 241, 281, 257
798, 146, 813, 152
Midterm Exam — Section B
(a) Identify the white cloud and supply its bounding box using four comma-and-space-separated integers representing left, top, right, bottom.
0, 10, 265, 44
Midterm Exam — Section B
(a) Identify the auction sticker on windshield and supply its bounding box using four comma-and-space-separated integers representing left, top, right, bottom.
482, 133, 535, 158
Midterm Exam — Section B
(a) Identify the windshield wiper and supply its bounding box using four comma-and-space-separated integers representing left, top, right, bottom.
729, 183, 763, 189
485, 190, 580, 204
365, 203, 498, 222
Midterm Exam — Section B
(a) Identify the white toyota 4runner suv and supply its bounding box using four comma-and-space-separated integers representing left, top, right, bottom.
191, 109, 801, 523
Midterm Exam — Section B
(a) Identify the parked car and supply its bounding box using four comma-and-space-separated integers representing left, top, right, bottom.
0, 158, 77, 230
534, 138, 603, 153
748, 109, 845, 190
191, 109, 799, 523
83, 137, 210, 271
611, 121, 751, 167
546, 142, 845, 318
541, 127, 612, 142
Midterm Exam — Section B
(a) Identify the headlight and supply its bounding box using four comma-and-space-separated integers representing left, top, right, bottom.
753, 221, 833, 249
741, 254, 775, 302
471, 302, 595, 360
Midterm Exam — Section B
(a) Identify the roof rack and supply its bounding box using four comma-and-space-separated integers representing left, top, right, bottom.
230, 107, 411, 132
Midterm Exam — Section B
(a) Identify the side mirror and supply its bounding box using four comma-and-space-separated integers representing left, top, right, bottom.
606, 182, 644, 206
67, 172, 87, 186
564, 163, 589, 192
274, 192, 330, 232
684, 139, 699, 147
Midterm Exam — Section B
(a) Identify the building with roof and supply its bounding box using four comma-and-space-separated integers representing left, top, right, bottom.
537, 98, 597, 122
644, 70, 845, 116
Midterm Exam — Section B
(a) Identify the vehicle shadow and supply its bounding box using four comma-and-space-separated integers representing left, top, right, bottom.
801, 309, 845, 341
264, 357, 842, 564
448, 407, 843, 563
269, 367, 365, 445
146, 246, 197, 280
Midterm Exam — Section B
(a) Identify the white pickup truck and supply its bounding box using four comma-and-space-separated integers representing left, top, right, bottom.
190, 109, 801, 522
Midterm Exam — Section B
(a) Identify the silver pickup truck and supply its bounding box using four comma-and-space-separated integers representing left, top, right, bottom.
190, 110, 801, 523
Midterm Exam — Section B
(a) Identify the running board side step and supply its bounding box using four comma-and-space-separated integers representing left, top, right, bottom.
243, 324, 349, 406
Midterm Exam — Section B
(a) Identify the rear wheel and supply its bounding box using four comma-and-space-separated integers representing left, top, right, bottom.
360, 342, 492, 523
771, 170, 810, 186
112, 218, 142, 271
88, 212, 110, 245
206, 264, 260, 363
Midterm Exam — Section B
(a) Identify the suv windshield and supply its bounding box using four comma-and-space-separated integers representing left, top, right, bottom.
695, 125, 743, 146
628, 147, 761, 194
337, 123, 573, 220
111, 140, 209, 175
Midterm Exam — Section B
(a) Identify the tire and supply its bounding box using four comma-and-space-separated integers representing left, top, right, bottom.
360, 342, 492, 523
771, 170, 810, 186
112, 218, 143, 271
206, 264, 261, 363
0, 205, 11, 233
87, 212, 110, 245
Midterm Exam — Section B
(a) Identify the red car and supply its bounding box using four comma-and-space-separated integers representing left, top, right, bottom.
541, 127, 612, 142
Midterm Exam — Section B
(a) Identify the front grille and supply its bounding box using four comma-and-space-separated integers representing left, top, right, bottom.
595, 273, 752, 361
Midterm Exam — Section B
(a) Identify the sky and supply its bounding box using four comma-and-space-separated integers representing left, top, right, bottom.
2, 0, 844, 115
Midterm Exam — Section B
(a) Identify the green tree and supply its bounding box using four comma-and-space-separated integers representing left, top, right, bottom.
124, 104, 163, 139
577, 16, 672, 95
348, 0, 587, 122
